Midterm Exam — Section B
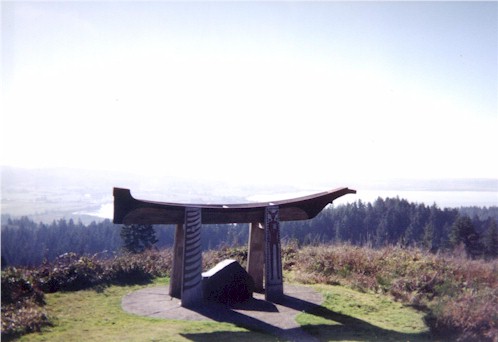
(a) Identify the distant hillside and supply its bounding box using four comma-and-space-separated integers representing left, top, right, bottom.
0, 166, 254, 223
1, 166, 497, 224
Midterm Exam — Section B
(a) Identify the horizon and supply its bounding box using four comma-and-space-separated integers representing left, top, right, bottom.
2, 2, 497, 194
1, 165, 497, 224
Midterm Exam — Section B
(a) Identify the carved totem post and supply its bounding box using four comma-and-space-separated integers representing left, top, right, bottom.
264, 206, 283, 301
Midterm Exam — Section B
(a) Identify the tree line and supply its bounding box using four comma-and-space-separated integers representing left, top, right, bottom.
281, 198, 497, 258
2, 197, 497, 267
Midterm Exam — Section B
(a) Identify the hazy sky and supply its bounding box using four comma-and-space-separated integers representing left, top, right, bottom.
2, 1, 497, 189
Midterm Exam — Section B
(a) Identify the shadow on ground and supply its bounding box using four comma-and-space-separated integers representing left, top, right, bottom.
181, 293, 433, 342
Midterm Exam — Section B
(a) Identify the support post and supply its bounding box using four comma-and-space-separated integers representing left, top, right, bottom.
181, 207, 203, 308
169, 223, 184, 298
247, 222, 265, 292
264, 206, 283, 302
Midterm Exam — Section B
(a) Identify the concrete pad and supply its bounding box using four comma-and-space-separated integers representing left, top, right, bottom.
122, 284, 323, 341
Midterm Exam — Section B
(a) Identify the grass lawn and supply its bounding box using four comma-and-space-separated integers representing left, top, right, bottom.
16, 278, 276, 342
14, 278, 431, 341
297, 285, 432, 341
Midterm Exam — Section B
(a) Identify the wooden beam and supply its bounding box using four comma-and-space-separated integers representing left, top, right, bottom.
169, 223, 184, 299
113, 187, 356, 225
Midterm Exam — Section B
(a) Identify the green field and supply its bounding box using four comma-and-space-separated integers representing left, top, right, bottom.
13, 278, 431, 342
297, 285, 431, 341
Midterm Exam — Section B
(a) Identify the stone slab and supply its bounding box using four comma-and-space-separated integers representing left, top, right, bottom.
202, 259, 254, 304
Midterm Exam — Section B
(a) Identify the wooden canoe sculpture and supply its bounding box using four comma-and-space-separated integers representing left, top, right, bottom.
113, 187, 356, 225
113, 186, 356, 307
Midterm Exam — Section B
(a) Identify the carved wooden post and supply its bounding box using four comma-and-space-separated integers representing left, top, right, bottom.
264, 206, 283, 301
247, 222, 265, 292
181, 207, 203, 308
169, 223, 184, 298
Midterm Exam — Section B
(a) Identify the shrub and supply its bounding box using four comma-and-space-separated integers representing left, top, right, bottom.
36, 253, 104, 292
1, 268, 44, 305
1, 300, 51, 337
427, 287, 498, 341
103, 250, 172, 284
290, 243, 498, 341
2, 245, 496, 341
203, 245, 248, 270
1, 268, 49, 337
1, 249, 174, 339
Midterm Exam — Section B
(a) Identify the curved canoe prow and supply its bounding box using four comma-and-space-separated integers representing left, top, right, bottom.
113, 186, 356, 225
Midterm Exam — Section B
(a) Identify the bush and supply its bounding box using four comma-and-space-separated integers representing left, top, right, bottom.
203, 245, 248, 270
290, 243, 498, 341
427, 287, 498, 341
1, 268, 49, 337
1, 249, 174, 339
2, 245, 496, 341
1, 268, 44, 305
36, 253, 104, 292
104, 250, 172, 284
32, 249, 174, 292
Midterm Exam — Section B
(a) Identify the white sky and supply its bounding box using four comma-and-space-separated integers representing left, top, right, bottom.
1, 1, 497, 189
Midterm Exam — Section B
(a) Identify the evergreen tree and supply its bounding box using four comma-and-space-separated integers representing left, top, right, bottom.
120, 224, 158, 253
482, 220, 498, 259
422, 222, 435, 250
449, 215, 480, 258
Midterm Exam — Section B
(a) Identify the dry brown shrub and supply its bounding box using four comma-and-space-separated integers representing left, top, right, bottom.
1, 299, 50, 336
289, 243, 498, 341
1, 268, 49, 337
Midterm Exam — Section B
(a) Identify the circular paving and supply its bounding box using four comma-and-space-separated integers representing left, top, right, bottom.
122, 284, 323, 341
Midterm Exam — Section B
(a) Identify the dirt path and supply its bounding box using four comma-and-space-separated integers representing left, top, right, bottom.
122, 284, 323, 341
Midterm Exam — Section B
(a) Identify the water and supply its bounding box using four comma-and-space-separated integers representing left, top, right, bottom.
78, 203, 114, 219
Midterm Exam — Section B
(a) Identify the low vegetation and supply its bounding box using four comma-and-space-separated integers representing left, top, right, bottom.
2, 244, 497, 341
1, 250, 173, 338
289, 243, 498, 341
